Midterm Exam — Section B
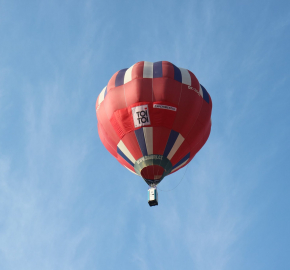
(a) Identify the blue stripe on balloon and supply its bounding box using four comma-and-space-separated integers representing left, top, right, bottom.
115, 68, 128, 87
172, 153, 190, 170
163, 130, 179, 157
104, 86, 107, 98
135, 128, 148, 156
117, 147, 134, 167
172, 64, 182, 83
200, 84, 210, 103
153, 61, 163, 78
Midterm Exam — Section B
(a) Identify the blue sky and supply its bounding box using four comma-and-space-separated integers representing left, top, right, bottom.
0, 0, 289, 269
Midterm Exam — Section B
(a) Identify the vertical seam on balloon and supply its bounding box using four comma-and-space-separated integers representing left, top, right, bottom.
193, 119, 211, 151
199, 84, 204, 98
177, 82, 183, 106
184, 100, 208, 156
134, 128, 144, 161
97, 93, 119, 149
124, 64, 133, 84
185, 104, 203, 138
98, 86, 107, 106
163, 130, 179, 157
155, 156, 161, 178
183, 83, 204, 139
103, 99, 120, 143
163, 131, 177, 177
157, 129, 178, 177
103, 133, 117, 155
99, 118, 116, 154
143, 127, 153, 155
155, 127, 165, 178
102, 91, 123, 145
180, 68, 191, 85
123, 84, 128, 108
155, 127, 162, 177
168, 78, 184, 138
135, 128, 148, 156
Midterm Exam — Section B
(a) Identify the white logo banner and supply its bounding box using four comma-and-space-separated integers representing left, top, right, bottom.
132, 105, 151, 128
153, 104, 177, 111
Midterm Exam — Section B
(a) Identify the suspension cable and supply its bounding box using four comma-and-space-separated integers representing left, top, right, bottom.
158, 165, 189, 192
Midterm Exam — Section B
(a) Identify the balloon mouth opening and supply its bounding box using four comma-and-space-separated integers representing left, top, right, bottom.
141, 165, 165, 180
134, 155, 173, 186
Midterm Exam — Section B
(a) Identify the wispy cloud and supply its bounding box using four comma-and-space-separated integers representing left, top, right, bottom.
0, 70, 93, 269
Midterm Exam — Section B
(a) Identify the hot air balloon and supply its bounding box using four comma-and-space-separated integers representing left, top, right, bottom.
96, 61, 212, 206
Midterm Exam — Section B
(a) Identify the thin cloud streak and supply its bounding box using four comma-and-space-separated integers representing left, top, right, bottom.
0, 70, 94, 269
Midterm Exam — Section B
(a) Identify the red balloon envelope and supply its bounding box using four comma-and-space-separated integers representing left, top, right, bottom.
96, 61, 212, 186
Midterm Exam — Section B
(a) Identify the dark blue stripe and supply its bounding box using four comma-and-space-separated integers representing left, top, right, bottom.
200, 84, 210, 103
117, 147, 134, 167
104, 86, 107, 98
153, 61, 163, 78
172, 64, 182, 83
172, 153, 190, 170
163, 130, 179, 157
115, 69, 128, 87
135, 128, 148, 156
